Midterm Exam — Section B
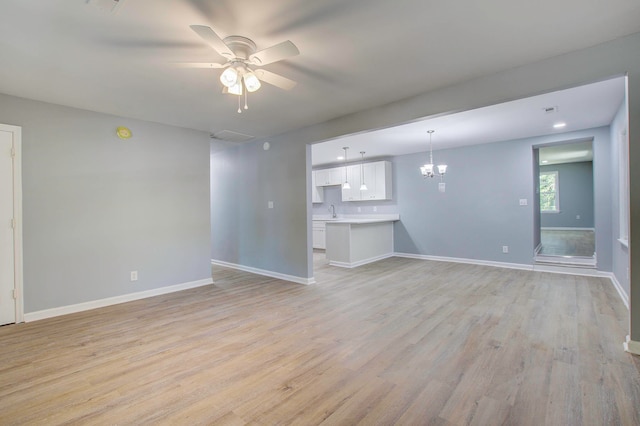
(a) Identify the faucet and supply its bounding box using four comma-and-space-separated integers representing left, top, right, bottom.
329, 204, 336, 218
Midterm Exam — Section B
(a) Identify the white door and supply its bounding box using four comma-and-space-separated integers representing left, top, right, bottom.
0, 126, 19, 325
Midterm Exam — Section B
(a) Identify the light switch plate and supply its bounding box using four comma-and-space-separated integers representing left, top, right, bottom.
268, 201, 274, 209
519, 199, 528, 206
438, 182, 446, 193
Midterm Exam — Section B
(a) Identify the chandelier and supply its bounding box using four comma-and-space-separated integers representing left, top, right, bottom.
420, 130, 447, 179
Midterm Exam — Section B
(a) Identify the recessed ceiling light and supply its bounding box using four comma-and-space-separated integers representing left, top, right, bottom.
337, 156, 344, 160
541, 160, 549, 164
553, 122, 567, 129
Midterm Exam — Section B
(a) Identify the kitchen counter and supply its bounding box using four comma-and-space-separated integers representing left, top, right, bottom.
324, 215, 399, 268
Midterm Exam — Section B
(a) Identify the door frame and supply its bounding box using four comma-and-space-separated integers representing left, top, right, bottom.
1, 123, 23, 324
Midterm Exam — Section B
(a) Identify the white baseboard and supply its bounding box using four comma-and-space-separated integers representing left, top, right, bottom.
541, 227, 595, 231
329, 253, 394, 269
211, 259, 315, 285
24, 278, 213, 322
394, 252, 629, 310
607, 273, 630, 310
624, 335, 640, 356
394, 252, 533, 271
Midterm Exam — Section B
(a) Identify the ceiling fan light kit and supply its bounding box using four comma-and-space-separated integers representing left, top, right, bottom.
185, 25, 299, 112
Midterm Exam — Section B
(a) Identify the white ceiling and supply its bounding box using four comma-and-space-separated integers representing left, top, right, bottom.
0, 1, 638, 142
311, 77, 624, 166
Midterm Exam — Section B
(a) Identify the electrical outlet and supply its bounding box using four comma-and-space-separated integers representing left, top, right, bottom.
357, 207, 362, 213
519, 199, 528, 206
502, 246, 509, 253
130, 271, 138, 281
373, 206, 378, 212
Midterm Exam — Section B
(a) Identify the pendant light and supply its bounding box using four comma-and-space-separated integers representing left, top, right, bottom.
342, 147, 351, 189
420, 130, 448, 179
359, 151, 368, 191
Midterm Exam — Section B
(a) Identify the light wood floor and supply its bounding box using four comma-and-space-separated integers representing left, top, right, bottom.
539, 229, 596, 257
1, 255, 639, 425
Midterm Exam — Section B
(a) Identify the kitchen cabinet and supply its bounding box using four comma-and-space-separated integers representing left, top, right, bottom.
312, 221, 327, 249
341, 161, 392, 201
315, 167, 343, 186
312, 171, 324, 203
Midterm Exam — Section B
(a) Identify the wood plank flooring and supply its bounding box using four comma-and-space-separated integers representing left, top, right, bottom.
1, 255, 638, 425
539, 229, 596, 257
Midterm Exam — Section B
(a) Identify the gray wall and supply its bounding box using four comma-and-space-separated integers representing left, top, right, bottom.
0, 93, 211, 313
210, 138, 310, 279
610, 96, 630, 298
393, 128, 610, 269
540, 161, 594, 228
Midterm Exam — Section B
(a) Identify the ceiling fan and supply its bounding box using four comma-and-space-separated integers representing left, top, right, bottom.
181, 25, 299, 112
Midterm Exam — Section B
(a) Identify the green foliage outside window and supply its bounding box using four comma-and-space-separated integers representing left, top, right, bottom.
540, 171, 558, 212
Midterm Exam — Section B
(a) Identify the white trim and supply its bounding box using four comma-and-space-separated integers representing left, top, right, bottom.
24, 278, 213, 322
534, 243, 542, 255
607, 273, 629, 310
1, 124, 23, 324
617, 238, 629, 248
541, 227, 595, 231
211, 259, 315, 285
394, 252, 533, 271
623, 335, 640, 356
329, 253, 394, 268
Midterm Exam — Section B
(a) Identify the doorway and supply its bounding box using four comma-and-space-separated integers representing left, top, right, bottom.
0, 124, 23, 325
533, 139, 596, 267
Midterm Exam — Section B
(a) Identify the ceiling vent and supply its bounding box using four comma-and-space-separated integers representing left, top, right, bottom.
86, 0, 124, 13
211, 130, 255, 143
543, 106, 559, 114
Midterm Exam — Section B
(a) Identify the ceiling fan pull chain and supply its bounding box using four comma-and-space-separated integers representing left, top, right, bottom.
237, 95, 241, 113
244, 89, 249, 110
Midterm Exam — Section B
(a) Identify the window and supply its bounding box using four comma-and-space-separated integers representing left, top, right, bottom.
540, 171, 559, 212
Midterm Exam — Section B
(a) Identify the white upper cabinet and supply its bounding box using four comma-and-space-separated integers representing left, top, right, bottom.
312, 171, 324, 203
361, 161, 392, 200
315, 167, 343, 186
341, 161, 392, 201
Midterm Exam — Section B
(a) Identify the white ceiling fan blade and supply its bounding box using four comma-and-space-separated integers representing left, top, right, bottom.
172, 62, 227, 68
254, 69, 297, 90
189, 25, 234, 59
249, 40, 299, 66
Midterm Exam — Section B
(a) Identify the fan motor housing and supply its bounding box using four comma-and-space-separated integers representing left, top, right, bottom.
223, 36, 256, 60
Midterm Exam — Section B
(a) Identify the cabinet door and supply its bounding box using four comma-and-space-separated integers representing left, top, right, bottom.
329, 168, 344, 186
362, 162, 392, 200
315, 169, 330, 186
312, 227, 326, 249
311, 171, 324, 203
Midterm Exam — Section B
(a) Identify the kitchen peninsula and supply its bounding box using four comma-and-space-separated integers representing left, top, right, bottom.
324, 214, 400, 268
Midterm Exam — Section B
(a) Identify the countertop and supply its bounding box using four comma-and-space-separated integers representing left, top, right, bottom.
313, 214, 400, 224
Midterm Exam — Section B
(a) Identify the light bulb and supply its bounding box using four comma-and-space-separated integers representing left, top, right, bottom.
243, 72, 261, 92
220, 67, 239, 88
228, 82, 243, 95
437, 164, 447, 175
343, 182, 351, 189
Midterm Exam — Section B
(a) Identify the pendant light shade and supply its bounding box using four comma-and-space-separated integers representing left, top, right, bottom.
220, 67, 239, 88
